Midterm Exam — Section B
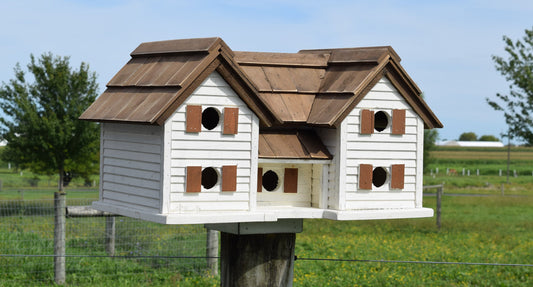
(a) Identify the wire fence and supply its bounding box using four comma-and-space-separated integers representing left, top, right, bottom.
0, 199, 211, 286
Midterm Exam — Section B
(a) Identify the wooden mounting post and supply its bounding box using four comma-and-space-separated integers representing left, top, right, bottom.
206, 219, 303, 287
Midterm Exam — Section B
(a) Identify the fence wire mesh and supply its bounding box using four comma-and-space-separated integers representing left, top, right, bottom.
0, 199, 211, 286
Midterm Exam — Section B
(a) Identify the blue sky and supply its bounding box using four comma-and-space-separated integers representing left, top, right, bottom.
1, 0, 532, 142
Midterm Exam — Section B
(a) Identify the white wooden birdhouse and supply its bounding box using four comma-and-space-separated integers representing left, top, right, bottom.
80, 37, 442, 224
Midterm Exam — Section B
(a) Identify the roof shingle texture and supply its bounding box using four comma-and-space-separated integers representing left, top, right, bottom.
80, 37, 441, 129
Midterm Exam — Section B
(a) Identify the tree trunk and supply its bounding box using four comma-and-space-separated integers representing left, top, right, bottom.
58, 168, 64, 192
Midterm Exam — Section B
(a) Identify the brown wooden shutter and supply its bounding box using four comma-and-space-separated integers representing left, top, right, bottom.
223, 107, 239, 135
284, 168, 298, 193
391, 164, 405, 189
392, 109, 406, 135
186, 105, 202, 133
222, 165, 237, 192
186, 166, 202, 193
359, 164, 373, 190
360, 109, 374, 134
257, 168, 263, 193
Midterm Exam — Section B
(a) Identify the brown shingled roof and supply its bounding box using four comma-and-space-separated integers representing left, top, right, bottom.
80, 37, 277, 126
259, 130, 332, 160
80, 37, 442, 129
234, 46, 441, 129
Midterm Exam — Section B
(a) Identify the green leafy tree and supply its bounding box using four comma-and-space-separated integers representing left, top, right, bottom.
478, 135, 500, 142
423, 129, 438, 174
487, 27, 533, 145
459, 132, 477, 141
0, 53, 99, 191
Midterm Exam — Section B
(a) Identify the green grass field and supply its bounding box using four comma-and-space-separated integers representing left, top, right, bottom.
0, 146, 532, 285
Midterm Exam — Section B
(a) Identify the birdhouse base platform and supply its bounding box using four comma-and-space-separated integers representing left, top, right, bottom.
92, 201, 433, 225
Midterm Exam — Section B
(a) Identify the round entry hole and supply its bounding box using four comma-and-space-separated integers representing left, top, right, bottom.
202, 107, 220, 130
372, 167, 388, 187
262, 170, 279, 192
202, 167, 218, 189
374, 111, 389, 132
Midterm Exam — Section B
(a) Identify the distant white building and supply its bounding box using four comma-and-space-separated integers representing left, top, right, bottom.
438, 141, 504, 148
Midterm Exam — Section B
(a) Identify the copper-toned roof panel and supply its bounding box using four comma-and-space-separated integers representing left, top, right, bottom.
81, 38, 442, 129
239, 66, 272, 91
258, 134, 276, 157
108, 53, 208, 87
277, 93, 314, 122
240, 64, 324, 94
80, 87, 179, 123
259, 131, 332, 159
261, 133, 307, 158
107, 57, 148, 86
258, 93, 292, 122
319, 65, 376, 93
300, 46, 396, 63
296, 131, 333, 159
262, 66, 297, 92
257, 93, 314, 123
307, 93, 354, 125
289, 67, 324, 93
164, 53, 206, 86
136, 55, 195, 86
121, 56, 162, 86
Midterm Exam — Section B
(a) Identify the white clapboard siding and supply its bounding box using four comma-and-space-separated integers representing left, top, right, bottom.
170, 159, 252, 168
315, 127, 339, 209
170, 150, 251, 160
257, 164, 312, 207
346, 183, 416, 193
171, 131, 253, 142
167, 71, 257, 213
311, 164, 322, 208
341, 76, 421, 210
346, 159, 417, 168
104, 157, 161, 172
169, 183, 251, 193
171, 118, 253, 132
170, 192, 250, 202
347, 141, 417, 151
100, 123, 162, 213
103, 182, 160, 199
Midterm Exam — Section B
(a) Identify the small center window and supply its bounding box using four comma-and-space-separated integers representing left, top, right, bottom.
202, 107, 220, 130
374, 111, 389, 132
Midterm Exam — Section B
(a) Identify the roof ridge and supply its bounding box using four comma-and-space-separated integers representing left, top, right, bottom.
130, 37, 223, 57
234, 51, 329, 68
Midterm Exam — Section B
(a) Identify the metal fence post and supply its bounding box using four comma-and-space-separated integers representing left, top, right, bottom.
105, 216, 116, 256
436, 186, 442, 230
206, 228, 219, 275
54, 192, 66, 284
